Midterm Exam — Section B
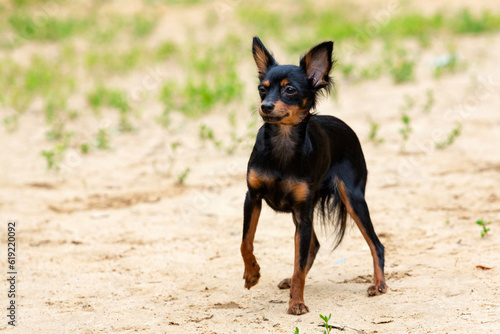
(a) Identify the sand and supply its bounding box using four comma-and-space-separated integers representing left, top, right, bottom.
0, 1, 499, 333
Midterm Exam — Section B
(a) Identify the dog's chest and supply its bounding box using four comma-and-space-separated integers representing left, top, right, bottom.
248, 169, 309, 212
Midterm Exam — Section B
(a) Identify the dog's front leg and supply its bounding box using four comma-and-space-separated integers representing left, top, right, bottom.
288, 208, 312, 315
241, 191, 262, 289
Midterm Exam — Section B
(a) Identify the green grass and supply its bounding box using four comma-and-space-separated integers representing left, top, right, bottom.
435, 123, 462, 149
387, 49, 416, 84
320, 314, 334, 334
238, 2, 500, 53
96, 128, 111, 150
25, 56, 75, 96
433, 50, 465, 78
476, 219, 491, 238
41, 131, 72, 170
158, 46, 244, 117
85, 47, 143, 74
0, 56, 75, 115
132, 14, 158, 38
368, 121, 384, 144
88, 86, 130, 113
2, 115, 19, 132
88, 86, 133, 132
156, 41, 177, 60
8, 15, 92, 41
7, 11, 159, 44
399, 113, 412, 145
451, 9, 500, 34
177, 167, 191, 185
422, 89, 435, 113
4, 1, 500, 174
80, 143, 90, 154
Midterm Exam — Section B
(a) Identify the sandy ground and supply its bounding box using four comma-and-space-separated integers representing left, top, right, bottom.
1, 1, 500, 334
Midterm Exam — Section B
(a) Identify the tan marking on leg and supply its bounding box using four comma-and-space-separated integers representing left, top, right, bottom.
279, 227, 318, 290
288, 229, 309, 315
241, 203, 262, 289
336, 179, 386, 295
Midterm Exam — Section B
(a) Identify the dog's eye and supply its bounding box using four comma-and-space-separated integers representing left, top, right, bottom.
285, 86, 297, 95
258, 87, 267, 96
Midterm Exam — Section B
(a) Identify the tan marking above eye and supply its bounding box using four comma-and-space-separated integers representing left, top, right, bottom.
262, 80, 270, 87
281, 79, 290, 87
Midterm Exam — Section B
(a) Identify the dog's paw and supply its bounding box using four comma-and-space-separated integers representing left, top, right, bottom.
277, 278, 291, 289
243, 263, 261, 289
367, 282, 387, 296
287, 302, 309, 315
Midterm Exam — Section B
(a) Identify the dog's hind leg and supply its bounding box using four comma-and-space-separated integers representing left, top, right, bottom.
336, 178, 387, 296
241, 191, 262, 289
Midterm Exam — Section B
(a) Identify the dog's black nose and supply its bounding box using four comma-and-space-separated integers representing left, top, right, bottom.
261, 102, 275, 114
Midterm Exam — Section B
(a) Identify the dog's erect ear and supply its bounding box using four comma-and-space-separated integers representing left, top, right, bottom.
300, 41, 334, 89
252, 37, 277, 81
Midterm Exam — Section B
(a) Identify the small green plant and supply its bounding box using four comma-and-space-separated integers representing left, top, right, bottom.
433, 53, 459, 78
40, 134, 72, 170
96, 128, 110, 150
400, 94, 416, 112
156, 41, 177, 60
3, 115, 19, 132
435, 123, 462, 149
80, 143, 90, 154
294, 327, 299, 334
399, 113, 412, 142
422, 89, 435, 113
158, 47, 244, 117
178, 167, 191, 185
320, 313, 333, 334
339, 63, 355, 78
368, 121, 384, 144
199, 124, 223, 149
41, 150, 56, 170
132, 14, 158, 38
387, 49, 415, 84
476, 219, 491, 238
156, 110, 171, 128
359, 64, 383, 81
199, 124, 215, 141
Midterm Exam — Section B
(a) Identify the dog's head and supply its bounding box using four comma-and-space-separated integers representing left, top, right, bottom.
252, 37, 334, 125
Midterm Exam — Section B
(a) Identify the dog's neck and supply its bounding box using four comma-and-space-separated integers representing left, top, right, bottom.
266, 116, 310, 165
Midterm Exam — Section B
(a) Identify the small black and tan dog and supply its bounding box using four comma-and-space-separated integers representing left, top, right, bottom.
241, 37, 387, 315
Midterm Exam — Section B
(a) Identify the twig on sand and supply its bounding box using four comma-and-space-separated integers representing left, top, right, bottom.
319, 323, 366, 333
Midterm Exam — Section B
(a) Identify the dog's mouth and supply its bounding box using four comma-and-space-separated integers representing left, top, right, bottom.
261, 113, 289, 123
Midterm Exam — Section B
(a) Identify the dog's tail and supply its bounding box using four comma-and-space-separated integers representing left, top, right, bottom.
316, 176, 348, 249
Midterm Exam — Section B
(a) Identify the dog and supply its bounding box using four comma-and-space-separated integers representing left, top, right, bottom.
240, 37, 387, 315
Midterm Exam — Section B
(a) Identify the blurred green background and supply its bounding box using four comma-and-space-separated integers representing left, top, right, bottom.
1, 0, 500, 171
